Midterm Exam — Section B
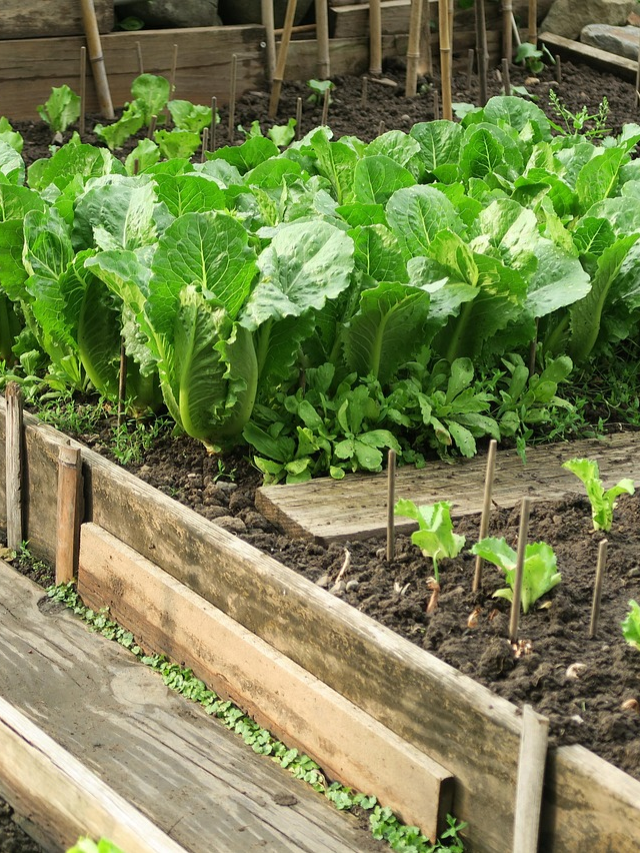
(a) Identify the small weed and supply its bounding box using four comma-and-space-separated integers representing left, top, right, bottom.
37, 392, 108, 436
548, 89, 610, 139
110, 416, 168, 466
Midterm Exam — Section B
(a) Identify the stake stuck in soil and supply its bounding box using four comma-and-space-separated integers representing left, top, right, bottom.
472, 439, 498, 593
433, 90, 440, 120
80, 0, 114, 119
509, 497, 531, 644
361, 76, 368, 105
169, 43, 178, 94
229, 53, 238, 141
322, 87, 330, 126
117, 340, 127, 429
79, 46, 87, 138
438, 0, 453, 120
467, 48, 474, 87
589, 538, 608, 639
315, 0, 330, 79
147, 114, 157, 140
405, 0, 424, 98
268, 0, 298, 118
475, 0, 488, 107
56, 445, 83, 585
296, 97, 302, 139
528, 0, 537, 46
210, 97, 217, 151
387, 449, 396, 562
502, 0, 513, 65
369, 0, 383, 76
200, 127, 209, 163
501, 58, 511, 96
555, 54, 562, 85
261, 0, 276, 82
136, 40, 144, 76
5, 382, 23, 551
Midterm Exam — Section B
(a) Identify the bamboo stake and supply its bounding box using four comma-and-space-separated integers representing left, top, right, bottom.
509, 498, 531, 644
378, 119, 386, 136
321, 87, 330, 126
117, 341, 127, 429
472, 440, 498, 593
361, 76, 368, 105
55, 446, 83, 585
315, 0, 330, 79
528, 0, 537, 46
555, 54, 562, 85
438, 0, 452, 121
295, 96, 302, 140
512, 11, 522, 47
405, 0, 424, 97
80, 0, 114, 119
387, 449, 396, 562
502, 58, 511, 95
433, 89, 440, 119
147, 114, 157, 139
136, 40, 144, 76
369, 0, 383, 76
268, 0, 298, 118
502, 0, 513, 65
169, 43, 178, 94
5, 382, 23, 552
475, 0, 488, 107
201, 127, 209, 163
589, 539, 608, 639
262, 0, 277, 82
210, 97, 217, 151
467, 48, 474, 87
513, 705, 549, 853
636, 32, 640, 112
229, 54, 238, 140
423, 0, 433, 76
448, 0, 454, 62
79, 46, 87, 138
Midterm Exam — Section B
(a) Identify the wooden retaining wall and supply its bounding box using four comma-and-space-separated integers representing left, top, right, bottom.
1, 404, 639, 852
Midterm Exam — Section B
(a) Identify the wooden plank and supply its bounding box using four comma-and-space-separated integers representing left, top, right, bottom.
78, 522, 454, 839
540, 31, 639, 80
0, 0, 113, 39
0, 27, 266, 120
332, 1, 414, 39
0, 696, 187, 853
513, 706, 549, 853
255, 433, 640, 543
0, 560, 378, 853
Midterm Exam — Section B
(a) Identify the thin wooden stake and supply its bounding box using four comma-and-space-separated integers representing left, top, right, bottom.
513, 705, 549, 853
262, 0, 277, 82
210, 97, 217, 151
321, 87, 330, 126
467, 48, 474, 86
117, 341, 127, 430
378, 119, 385, 136
423, 0, 433, 76
555, 54, 562, 85
636, 32, 640, 111
475, 0, 488, 107
169, 43, 178, 94
509, 497, 531, 644
147, 114, 157, 139
200, 127, 209, 163
502, 0, 513, 65
433, 89, 440, 120
295, 96, 302, 139
501, 57, 511, 95
80, 0, 114, 119
511, 11, 522, 47
315, 0, 330, 79
136, 40, 144, 76
55, 445, 83, 585
79, 46, 87, 138
5, 382, 23, 552
369, 0, 383, 76
268, 0, 298, 118
528, 0, 537, 46
361, 76, 369, 105
472, 439, 498, 592
438, 0, 452, 121
229, 53, 238, 141
589, 539, 608, 639
387, 449, 397, 562
406, 0, 424, 97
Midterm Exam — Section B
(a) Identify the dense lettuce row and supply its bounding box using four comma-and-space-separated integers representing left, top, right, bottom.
1, 96, 640, 479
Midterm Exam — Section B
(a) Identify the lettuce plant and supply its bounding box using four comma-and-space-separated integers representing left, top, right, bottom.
37, 85, 81, 135
168, 100, 214, 133
394, 500, 465, 581
470, 538, 561, 614
562, 458, 634, 531
0, 117, 23, 153
622, 600, 640, 650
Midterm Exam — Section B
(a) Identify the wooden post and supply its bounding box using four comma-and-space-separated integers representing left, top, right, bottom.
513, 705, 549, 853
475, 0, 488, 107
472, 440, 498, 593
262, 0, 276, 82
315, 0, 330, 79
589, 539, 608, 639
229, 53, 238, 139
5, 383, 23, 552
80, 0, 114, 119
169, 43, 178, 94
369, 0, 383, 76
528, 0, 537, 45
55, 445, 83, 585
502, 58, 511, 95
79, 46, 87, 138
405, 0, 424, 97
502, 0, 513, 64
136, 40, 144, 75
509, 497, 531, 644
268, 0, 298, 118
387, 449, 396, 563
438, 0, 452, 120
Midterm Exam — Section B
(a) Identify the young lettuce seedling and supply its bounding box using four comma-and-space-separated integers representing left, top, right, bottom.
37, 85, 81, 137
562, 458, 634, 532
470, 538, 561, 614
394, 499, 465, 582
622, 600, 640, 650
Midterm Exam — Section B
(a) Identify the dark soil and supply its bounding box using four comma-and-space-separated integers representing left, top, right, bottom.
6, 57, 640, 846
0, 800, 42, 853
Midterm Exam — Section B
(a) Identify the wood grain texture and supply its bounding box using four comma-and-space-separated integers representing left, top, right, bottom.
255, 433, 640, 544
4, 383, 22, 551
0, 0, 113, 39
79, 522, 454, 839
0, 696, 187, 853
55, 445, 83, 584
540, 31, 638, 80
0, 561, 379, 853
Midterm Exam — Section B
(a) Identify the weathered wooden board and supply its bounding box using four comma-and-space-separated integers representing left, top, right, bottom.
79, 522, 454, 839
2, 406, 640, 851
540, 31, 639, 81
0, 26, 265, 120
331, 1, 414, 39
0, 561, 379, 853
256, 433, 640, 544
0, 696, 187, 853
0, 0, 113, 40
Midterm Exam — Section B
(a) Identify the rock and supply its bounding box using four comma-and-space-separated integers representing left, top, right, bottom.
118, 0, 222, 28
542, 0, 637, 40
581, 23, 640, 59
346, 580, 360, 592
315, 574, 331, 588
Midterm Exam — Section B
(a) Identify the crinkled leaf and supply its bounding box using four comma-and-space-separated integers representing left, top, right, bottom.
386, 185, 465, 257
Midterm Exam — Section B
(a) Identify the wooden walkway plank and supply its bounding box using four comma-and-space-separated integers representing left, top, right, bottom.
540, 31, 639, 80
256, 433, 640, 543
0, 561, 379, 853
